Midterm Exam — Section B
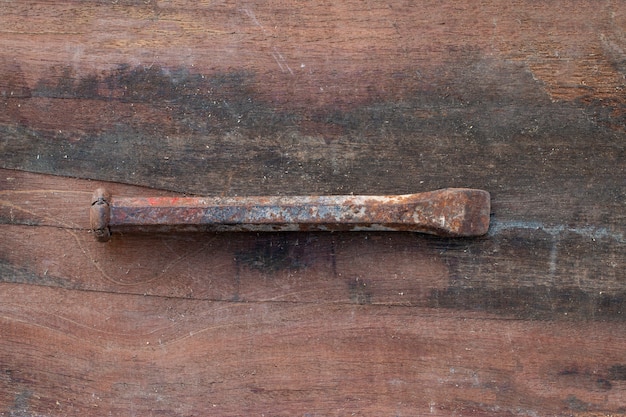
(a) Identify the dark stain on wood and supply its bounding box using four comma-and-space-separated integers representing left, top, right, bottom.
9, 389, 32, 416
347, 276, 373, 305
0, 261, 79, 290
608, 365, 626, 381
2, 61, 624, 203
429, 286, 625, 321
235, 234, 314, 273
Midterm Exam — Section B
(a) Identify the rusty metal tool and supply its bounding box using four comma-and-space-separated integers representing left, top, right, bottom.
90, 188, 490, 242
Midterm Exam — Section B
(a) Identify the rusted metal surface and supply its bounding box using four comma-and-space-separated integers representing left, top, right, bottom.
90, 188, 490, 242
90, 188, 111, 242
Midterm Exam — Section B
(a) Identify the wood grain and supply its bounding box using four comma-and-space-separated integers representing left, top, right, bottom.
1, 0, 625, 415
2, 169, 624, 318
1, 1, 624, 203
1, 168, 625, 415
2, 283, 626, 416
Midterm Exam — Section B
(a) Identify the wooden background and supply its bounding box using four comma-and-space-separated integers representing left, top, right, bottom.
1, 1, 625, 415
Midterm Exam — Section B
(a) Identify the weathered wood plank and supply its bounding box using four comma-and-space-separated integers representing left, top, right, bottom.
1, 1, 624, 103
2, 169, 624, 319
1, 2, 624, 224
1, 1, 625, 415
1, 283, 625, 416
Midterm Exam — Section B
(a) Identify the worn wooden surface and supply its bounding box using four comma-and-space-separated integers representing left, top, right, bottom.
1, 0, 626, 415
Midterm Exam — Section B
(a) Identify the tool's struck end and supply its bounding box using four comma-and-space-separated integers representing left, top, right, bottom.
90, 188, 111, 242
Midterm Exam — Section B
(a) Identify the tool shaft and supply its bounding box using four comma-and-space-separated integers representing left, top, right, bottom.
90, 188, 490, 242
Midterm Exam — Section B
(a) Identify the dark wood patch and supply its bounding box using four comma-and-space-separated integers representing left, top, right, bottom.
2, 61, 623, 239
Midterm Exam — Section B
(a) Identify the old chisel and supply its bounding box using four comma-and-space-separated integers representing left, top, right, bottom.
90, 188, 490, 242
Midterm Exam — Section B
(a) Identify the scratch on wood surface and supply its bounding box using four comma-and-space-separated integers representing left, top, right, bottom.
0, 187, 229, 287
241, 7, 265, 32
78, 233, 219, 287
0, 310, 178, 348
490, 219, 625, 243
0, 190, 91, 230
490, 219, 624, 283
271, 48, 294, 75
0, 190, 91, 197
2, 297, 247, 349
0, 31, 84, 35
241, 7, 294, 75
